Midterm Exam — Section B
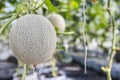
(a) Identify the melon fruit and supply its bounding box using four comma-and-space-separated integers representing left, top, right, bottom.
9, 14, 56, 65
47, 13, 66, 32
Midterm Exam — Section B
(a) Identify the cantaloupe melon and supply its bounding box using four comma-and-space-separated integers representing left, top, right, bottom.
9, 14, 56, 65
47, 13, 66, 32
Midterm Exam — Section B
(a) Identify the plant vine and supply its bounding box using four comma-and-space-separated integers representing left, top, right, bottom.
101, 0, 117, 80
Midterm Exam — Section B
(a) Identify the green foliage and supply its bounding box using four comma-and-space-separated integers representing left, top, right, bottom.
45, 0, 59, 12
0, 0, 120, 52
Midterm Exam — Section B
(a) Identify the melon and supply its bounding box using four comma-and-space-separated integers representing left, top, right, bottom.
9, 14, 56, 65
47, 13, 66, 32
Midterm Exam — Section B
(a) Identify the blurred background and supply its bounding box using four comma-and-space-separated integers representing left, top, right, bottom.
0, 0, 120, 80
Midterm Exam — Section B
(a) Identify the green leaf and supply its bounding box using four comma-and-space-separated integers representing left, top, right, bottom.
70, 0, 79, 9
45, 0, 59, 12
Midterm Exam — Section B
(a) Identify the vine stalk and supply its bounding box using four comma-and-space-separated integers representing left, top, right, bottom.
0, 14, 13, 21
32, 0, 46, 11
22, 64, 27, 80
102, 0, 116, 80
0, 13, 17, 35
51, 57, 57, 77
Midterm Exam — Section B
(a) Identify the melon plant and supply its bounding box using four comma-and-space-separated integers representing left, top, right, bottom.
47, 13, 66, 32
9, 14, 56, 65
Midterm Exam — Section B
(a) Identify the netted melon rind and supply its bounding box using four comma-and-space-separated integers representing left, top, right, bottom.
47, 13, 66, 32
9, 14, 56, 65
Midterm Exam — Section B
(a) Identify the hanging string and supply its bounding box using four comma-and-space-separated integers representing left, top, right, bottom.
82, 0, 88, 74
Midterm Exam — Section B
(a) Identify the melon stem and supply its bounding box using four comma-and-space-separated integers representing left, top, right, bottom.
22, 64, 27, 80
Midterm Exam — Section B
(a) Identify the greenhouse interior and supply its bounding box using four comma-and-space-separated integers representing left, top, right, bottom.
0, 0, 120, 80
